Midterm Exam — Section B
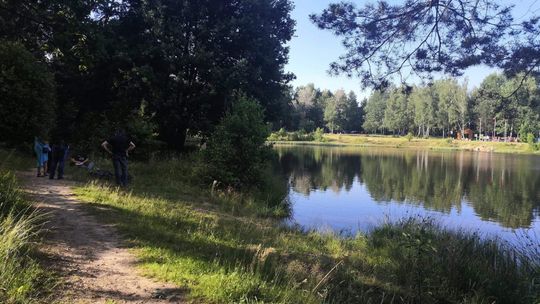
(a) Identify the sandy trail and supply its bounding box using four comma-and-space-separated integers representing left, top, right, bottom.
21, 172, 184, 304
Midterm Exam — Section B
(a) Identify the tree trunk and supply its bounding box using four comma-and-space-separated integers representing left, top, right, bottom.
510, 123, 514, 141
504, 119, 508, 141
479, 118, 482, 138
493, 116, 496, 138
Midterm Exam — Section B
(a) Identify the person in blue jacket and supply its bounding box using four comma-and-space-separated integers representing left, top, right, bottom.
34, 137, 47, 177
42, 141, 51, 176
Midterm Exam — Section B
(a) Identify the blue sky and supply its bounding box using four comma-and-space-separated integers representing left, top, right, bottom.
285, 0, 540, 100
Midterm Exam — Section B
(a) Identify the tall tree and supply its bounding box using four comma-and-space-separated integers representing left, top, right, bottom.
117, 0, 295, 149
294, 83, 322, 131
324, 89, 349, 133
471, 74, 507, 137
344, 91, 362, 132
410, 85, 437, 137
0, 42, 56, 145
363, 90, 387, 133
383, 88, 410, 135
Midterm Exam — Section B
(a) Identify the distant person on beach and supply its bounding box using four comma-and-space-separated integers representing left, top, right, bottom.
49, 140, 69, 180
101, 129, 135, 187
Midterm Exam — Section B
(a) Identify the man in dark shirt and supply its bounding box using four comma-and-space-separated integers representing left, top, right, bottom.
101, 129, 136, 186
49, 140, 69, 180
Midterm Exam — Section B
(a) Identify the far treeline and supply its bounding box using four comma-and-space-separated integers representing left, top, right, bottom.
282, 73, 540, 142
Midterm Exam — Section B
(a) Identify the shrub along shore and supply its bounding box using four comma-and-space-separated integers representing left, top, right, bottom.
269, 132, 540, 155
72, 155, 540, 304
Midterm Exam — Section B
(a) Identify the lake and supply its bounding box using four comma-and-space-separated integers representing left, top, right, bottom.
274, 144, 540, 244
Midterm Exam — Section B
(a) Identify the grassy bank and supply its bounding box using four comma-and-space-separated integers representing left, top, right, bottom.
72, 156, 540, 303
0, 170, 51, 303
270, 133, 540, 155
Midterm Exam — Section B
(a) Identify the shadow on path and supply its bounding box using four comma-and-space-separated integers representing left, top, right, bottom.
20, 171, 185, 304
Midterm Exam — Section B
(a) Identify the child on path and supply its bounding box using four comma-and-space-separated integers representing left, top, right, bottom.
42, 141, 51, 176
34, 137, 46, 177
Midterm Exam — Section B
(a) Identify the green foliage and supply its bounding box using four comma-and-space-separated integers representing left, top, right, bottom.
0, 42, 56, 146
288, 130, 314, 141
200, 95, 272, 189
125, 102, 162, 160
362, 90, 387, 133
350, 72, 540, 140
527, 133, 539, 151
277, 127, 287, 139
1, 0, 295, 150
361, 217, 540, 304
311, 0, 538, 89
284, 85, 363, 134
268, 129, 316, 142
323, 89, 349, 133
73, 158, 540, 304
383, 88, 411, 134
405, 132, 413, 142
313, 128, 325, 142
0, 172, 50, 303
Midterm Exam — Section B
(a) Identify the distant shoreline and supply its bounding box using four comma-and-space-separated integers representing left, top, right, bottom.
269, 134, 540, 155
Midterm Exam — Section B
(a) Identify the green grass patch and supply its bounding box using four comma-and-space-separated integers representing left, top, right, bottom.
72, 156, 540, 303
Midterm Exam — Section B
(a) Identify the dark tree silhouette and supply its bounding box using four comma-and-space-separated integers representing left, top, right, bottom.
311, 0, 540, 88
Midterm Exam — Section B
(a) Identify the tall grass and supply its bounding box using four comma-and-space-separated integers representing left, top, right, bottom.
0, 148, 34, 171
73, 156, 540, 303
0, 171, 50, 304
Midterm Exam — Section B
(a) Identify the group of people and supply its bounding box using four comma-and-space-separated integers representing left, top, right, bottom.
34, 129, 136, 187
34, 138, 70, 179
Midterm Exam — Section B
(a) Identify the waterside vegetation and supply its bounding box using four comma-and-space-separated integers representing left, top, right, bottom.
72, 154, 540, 303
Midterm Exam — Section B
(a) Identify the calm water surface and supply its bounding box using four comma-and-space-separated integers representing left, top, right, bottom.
275, 145, 540, 243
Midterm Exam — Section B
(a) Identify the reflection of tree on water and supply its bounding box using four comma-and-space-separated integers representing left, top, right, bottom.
277, 146, 360, 195
276, 146, 540, 229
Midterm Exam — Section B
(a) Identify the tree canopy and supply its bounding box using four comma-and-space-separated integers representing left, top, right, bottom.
311, 0, 540, 88
0, 0, 295, 150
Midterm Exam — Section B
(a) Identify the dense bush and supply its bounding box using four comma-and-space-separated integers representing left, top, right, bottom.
200, 95, 272, 188
0, 42, 56, 146
268, 129, 322, 142
312, 127, 325, 142
527, 133, 539, 151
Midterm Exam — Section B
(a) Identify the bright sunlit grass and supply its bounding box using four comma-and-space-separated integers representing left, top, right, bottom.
73, 157, 540, 304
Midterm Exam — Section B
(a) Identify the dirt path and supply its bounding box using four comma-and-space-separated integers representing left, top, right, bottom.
21, 172, 184, 304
